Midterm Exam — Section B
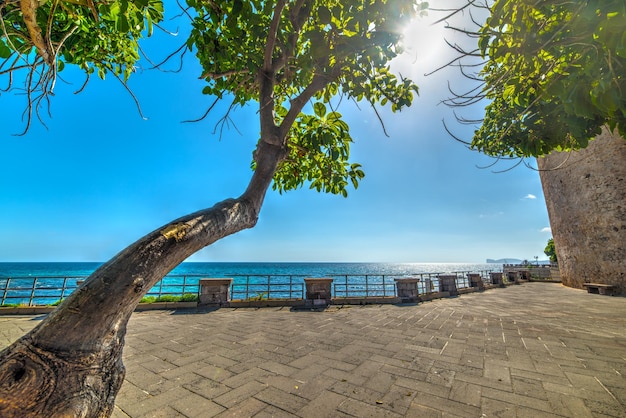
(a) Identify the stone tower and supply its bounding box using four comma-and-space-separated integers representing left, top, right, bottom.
538, 128, 626, 294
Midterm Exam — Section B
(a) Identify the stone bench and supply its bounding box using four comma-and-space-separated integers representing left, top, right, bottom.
583, 283, 617, 296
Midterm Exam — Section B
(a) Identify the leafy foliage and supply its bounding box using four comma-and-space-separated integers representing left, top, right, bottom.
1, 0, 163, 79
2, 0, 424, 195
187, 0, 422, 196
544, 238, 557, 263
139, 293, 198, 303
271, 103, 365, 196
473, 0, 626, 157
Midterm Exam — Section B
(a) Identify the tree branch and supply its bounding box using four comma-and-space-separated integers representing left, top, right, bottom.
279, 66, 341, 140
264, 0, 287, 72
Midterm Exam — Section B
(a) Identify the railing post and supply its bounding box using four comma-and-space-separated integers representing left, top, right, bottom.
1, 278, 9, 305
29, 278, 38, 306
199, 278, 233, 306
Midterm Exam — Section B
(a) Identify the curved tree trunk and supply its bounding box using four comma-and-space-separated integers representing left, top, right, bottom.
538, 128, 626, 294
0, 139, 286, 416
0, 2, 347, 412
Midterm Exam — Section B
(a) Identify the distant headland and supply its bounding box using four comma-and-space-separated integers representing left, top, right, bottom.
486, 258, 523, 264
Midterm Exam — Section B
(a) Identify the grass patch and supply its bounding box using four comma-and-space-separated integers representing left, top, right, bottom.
180, 293, 198, 302
139, 293, 198, 304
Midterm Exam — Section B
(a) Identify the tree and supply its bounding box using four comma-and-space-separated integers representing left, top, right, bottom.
544, 238, 556, 264
470, 0, 625, 158
441, 0, 625, 293
0, 0, 426, 415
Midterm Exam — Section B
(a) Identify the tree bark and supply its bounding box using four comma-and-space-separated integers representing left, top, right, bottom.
538, 128, 626, 294
0, 138, 286, 416
0, 2, 340, 412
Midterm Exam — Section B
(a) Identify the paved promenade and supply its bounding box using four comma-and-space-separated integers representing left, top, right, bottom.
1, 282, 625, 417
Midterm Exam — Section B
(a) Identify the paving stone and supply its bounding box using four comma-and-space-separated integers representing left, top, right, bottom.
299, 391, 352, 418
481, 386, 556, 414
253, 386, 308, 414
480, 397, 516, 418
182, 376, 231, 400
212, 380, 268, 408
253, 404, 300, 418
448, 380, 481, 407
258, 360, 300, 377
1, 283, 625, 417
394, 376, 451, 399
336, 397, 403, 418
212, 397, 267, 418
378, 384, 418, 415
221, 366, 275, 389
410, 391, 481, 417
169, 393, 225, 418
545, 392, 595, 417
122, 387, 195, 418
193, 363, 233, 383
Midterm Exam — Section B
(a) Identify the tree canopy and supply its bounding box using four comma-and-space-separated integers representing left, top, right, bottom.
187, 0, 423, 196
0, 1, 430, 414
0, 0, 163, 119
544, 237, 557, 263
2, 0, 425, 195
448, 0, 626, 158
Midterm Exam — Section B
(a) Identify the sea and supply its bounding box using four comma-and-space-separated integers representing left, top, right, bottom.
0, 261, 500, 279
0, 262, 502, 305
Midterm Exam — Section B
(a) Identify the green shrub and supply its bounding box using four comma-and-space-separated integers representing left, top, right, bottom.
180, 293, 199, 302
139, 294, 199, 303
140, 296, 157, 304
155, 295, 179, 302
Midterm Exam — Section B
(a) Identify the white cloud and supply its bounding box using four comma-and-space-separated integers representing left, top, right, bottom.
541, 227, 552, 233
524, 194, 537, 199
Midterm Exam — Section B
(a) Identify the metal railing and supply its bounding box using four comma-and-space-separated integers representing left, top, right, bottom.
230, 275, 305, 301
332, 274, 397, 299
0, 276, 83, 306
0, 275, 205, 306
0, 270, 497, 307
142, 275, 201, 299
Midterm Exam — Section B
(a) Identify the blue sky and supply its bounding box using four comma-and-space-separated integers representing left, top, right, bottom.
0, 2, 552, 263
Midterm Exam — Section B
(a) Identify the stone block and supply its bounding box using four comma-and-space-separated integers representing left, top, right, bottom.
304, 278, 333, 306
438, 275, 459, 296
199, 278, 233, 305
394, 278, 420, 302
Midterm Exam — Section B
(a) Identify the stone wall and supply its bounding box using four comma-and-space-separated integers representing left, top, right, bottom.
503, 265, 555, 280
538, 129, 626, 294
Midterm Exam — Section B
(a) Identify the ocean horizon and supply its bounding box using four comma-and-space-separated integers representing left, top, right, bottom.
0, 262, 503, 306
0, 261, 502, 279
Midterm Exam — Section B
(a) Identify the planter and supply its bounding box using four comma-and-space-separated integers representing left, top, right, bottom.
135, 301, 198, 311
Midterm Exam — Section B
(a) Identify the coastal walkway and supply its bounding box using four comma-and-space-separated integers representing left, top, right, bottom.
1, 282, 625, 417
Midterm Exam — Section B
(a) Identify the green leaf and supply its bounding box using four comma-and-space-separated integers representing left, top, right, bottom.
313, 102, 326, 118
318, 6, 332, 25
232, 0, 243, 15
0, 41, 11, 59
115, 15, 130, 32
